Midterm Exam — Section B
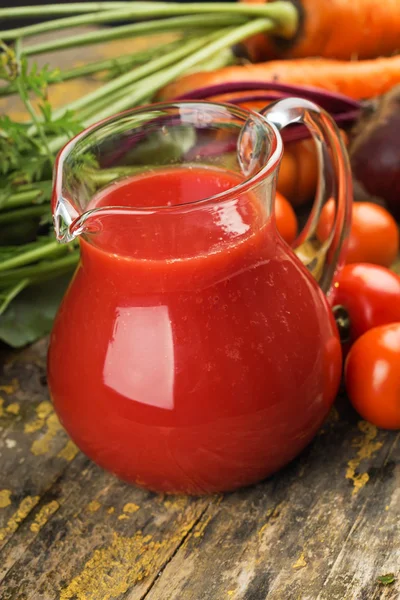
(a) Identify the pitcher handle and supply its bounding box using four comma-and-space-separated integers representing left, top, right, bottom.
261, 98, 352, 298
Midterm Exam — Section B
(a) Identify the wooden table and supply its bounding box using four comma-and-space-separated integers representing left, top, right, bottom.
1, 28, 399, 600
0, 339, 399, 600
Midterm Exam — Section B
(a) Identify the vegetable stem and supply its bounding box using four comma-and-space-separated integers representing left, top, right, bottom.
0, 44, 181, 97
0, 279, 30, 315
0, 205, 49, 224
45, 18, 274, 153
0, 252, 80, 284
47, 27, 239, 150
14, 80, 53, 165
13, 40, 54, 167
187, 47, 236, 73
1, 187, 50, 209
0, 240, 64, 272
1, 2, 298, 40
0, 3, 132, 19
75, 46, 235, 120
30, 33, 212, 135
84, 18, 276, 126
23, 14, 247, 56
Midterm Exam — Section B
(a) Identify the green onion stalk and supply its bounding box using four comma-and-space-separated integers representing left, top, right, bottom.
0, 1, 298, 338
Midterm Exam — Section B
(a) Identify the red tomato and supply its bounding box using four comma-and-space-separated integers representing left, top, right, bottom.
277, 138, 318, 207
277, 151, 297, 201
276, 133, 347, 207
317, 200, 399, 267
345, 323, 400, 430
275, 191, 298, 245
333, 263, 400, 343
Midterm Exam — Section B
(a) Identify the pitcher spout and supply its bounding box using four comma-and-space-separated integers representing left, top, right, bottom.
53, 194, 81, 243
52, 130, 100, 243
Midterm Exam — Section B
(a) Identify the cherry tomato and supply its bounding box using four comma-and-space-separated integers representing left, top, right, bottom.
277, 150, 297, 201
277, 138, 318, 207
345, 323, 400, 430
277, 133, 346, 207
333, 263, 400, 343
317, 200, 399, 267
275, 191, 298, 245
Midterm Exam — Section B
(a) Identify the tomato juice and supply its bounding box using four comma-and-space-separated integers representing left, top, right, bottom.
48, 165, 341, 494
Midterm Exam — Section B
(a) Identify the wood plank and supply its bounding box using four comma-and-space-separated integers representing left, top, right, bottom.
0, 340, 75, 552
1, 340, 399, 600
0, 459, 210, 600
0, 341, 212, 600
143, 404, 400, 600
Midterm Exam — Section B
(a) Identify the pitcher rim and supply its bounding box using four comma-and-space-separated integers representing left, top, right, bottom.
53, 100, 283, 216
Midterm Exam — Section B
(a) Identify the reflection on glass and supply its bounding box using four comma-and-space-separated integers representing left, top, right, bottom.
103, 305, 174, 409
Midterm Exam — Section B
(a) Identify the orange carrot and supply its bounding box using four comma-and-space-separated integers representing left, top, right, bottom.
159, 54, 400, 102
241, 0, 400, 61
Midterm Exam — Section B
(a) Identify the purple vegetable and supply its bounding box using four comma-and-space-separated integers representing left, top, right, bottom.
173, 80, 362, 143
174, 80, 361, 110
349, 85, 400, 219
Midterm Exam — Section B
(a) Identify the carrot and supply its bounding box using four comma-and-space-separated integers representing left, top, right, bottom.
240, 0, 400, 60
240, 0, 280, 62
159, 54, 400, 102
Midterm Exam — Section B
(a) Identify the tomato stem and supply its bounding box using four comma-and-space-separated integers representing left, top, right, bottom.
332, 305, 351, 344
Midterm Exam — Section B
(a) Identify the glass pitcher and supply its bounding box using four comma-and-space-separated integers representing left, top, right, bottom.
49, 99, 351, 495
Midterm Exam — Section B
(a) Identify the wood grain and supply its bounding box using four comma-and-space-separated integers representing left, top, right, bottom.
0, 340, 399, 600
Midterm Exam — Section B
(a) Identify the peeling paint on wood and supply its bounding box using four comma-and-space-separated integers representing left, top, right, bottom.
292, 552, 307, 569
0, 496, 40, 543
59, 532, 160, 599
57, 439, 79, 461
346, 421, 384, 495
24, 401, 53, 433
123, 503, 140, 514
30, 500, 60, 533
30, 412, 63, 456
5, 402, 20, 415
0, 379, 19, 395
0, 490, 12, 509
87, 501, 101, 513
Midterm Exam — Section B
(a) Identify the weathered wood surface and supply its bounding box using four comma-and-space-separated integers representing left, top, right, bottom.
0, 339, 399, 600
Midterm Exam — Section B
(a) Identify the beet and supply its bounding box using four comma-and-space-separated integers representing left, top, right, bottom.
174, 80, 361, 143
350, 85, 400, 219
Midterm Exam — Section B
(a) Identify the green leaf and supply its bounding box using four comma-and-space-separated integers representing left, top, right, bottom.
0, 115, 48, 180
0, 42, 18, 82
39, 102, 82, 137
0, 273, 71, 348
377, 574, 396, 586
